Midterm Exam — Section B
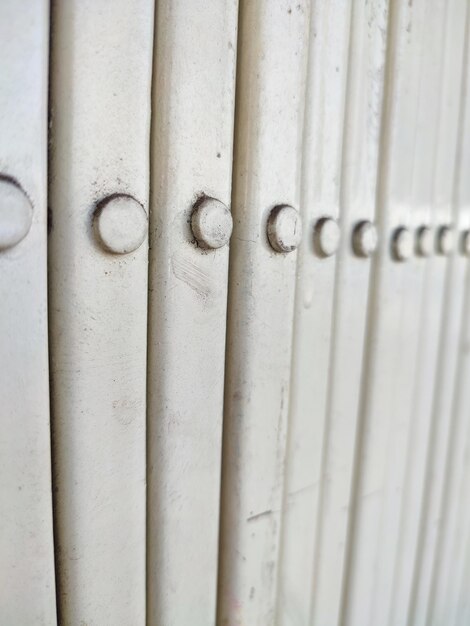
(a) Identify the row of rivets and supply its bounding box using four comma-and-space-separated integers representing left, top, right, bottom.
392, 224, 470, 260
2, 177, 470, 261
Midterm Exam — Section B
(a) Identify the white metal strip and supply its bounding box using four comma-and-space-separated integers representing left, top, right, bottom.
146, 1, 238, 624
405, 2, 468, 624
452, 268, 470, 625
48, 2, 154, 623
339, 2, 434, 624
436, 24, 470, 623
384, 2, 453, 622
307, 2, 389, 625
0, 2, 56, 624
424, 6, 470, 624
276, 3, 352, 624
217, 2, 310, 623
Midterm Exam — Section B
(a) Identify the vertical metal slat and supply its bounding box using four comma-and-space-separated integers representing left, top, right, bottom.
146, 1, 238, 623
0, 2, 56, 624
48, 2, 154, 622
277, 3, 352, 623
218, 1, 310, 623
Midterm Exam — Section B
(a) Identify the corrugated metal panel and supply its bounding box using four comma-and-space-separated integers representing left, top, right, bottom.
48, 1, 154, 623
3, 2, 470, 623
0, 2, 56, 624
146, 1, 238, 624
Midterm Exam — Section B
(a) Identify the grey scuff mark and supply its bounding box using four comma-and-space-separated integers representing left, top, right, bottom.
287, 481, 318, 500
247, 509, 273, 523
171, 254, 212, 299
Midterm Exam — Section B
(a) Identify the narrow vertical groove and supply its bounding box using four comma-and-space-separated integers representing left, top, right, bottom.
145, 2, 159, 623
216, 0, 245, 618
47, 0, 63, 624
48, 4, 61, 623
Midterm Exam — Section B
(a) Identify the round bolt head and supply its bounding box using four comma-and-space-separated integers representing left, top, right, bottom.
267, 204, 302, 253
436, 225, 455, 256
94, 194, 147, 254
352, 220, 378, 258
314, 217, 340, 257
191, 197, 232, 249
415, 225, 434, 257
461, 230, 470, 257
392, 226, 413, 262
0, 177, 33, 251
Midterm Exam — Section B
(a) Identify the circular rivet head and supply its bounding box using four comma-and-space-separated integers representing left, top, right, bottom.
0, 177, 33, 251
191, 197, 232, 249
392, 226, 413, 262
436, 225, 455, 256
461, 230, 470, 257
267, 205, 302, 253
94, 194, 147, 254
352, 220, 378, 258
314, 217, 340, 257
416, 225, 434, 257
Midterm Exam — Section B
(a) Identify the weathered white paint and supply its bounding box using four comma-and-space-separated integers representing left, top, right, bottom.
146, 1, 238, 624
2, 2, 470, 623
48, 1, 154, 623
0, 2, 56, 624
217, 2, 310, 623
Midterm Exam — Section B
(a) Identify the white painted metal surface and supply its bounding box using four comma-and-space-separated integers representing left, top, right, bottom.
146, 1, 238, 624
48, 2, 154, 623
0, 2, 56, 624
217, 2, 310, 623
3, 2, 470, 624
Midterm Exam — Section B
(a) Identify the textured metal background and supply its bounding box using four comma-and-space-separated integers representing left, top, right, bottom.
1, 1, 470, 625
